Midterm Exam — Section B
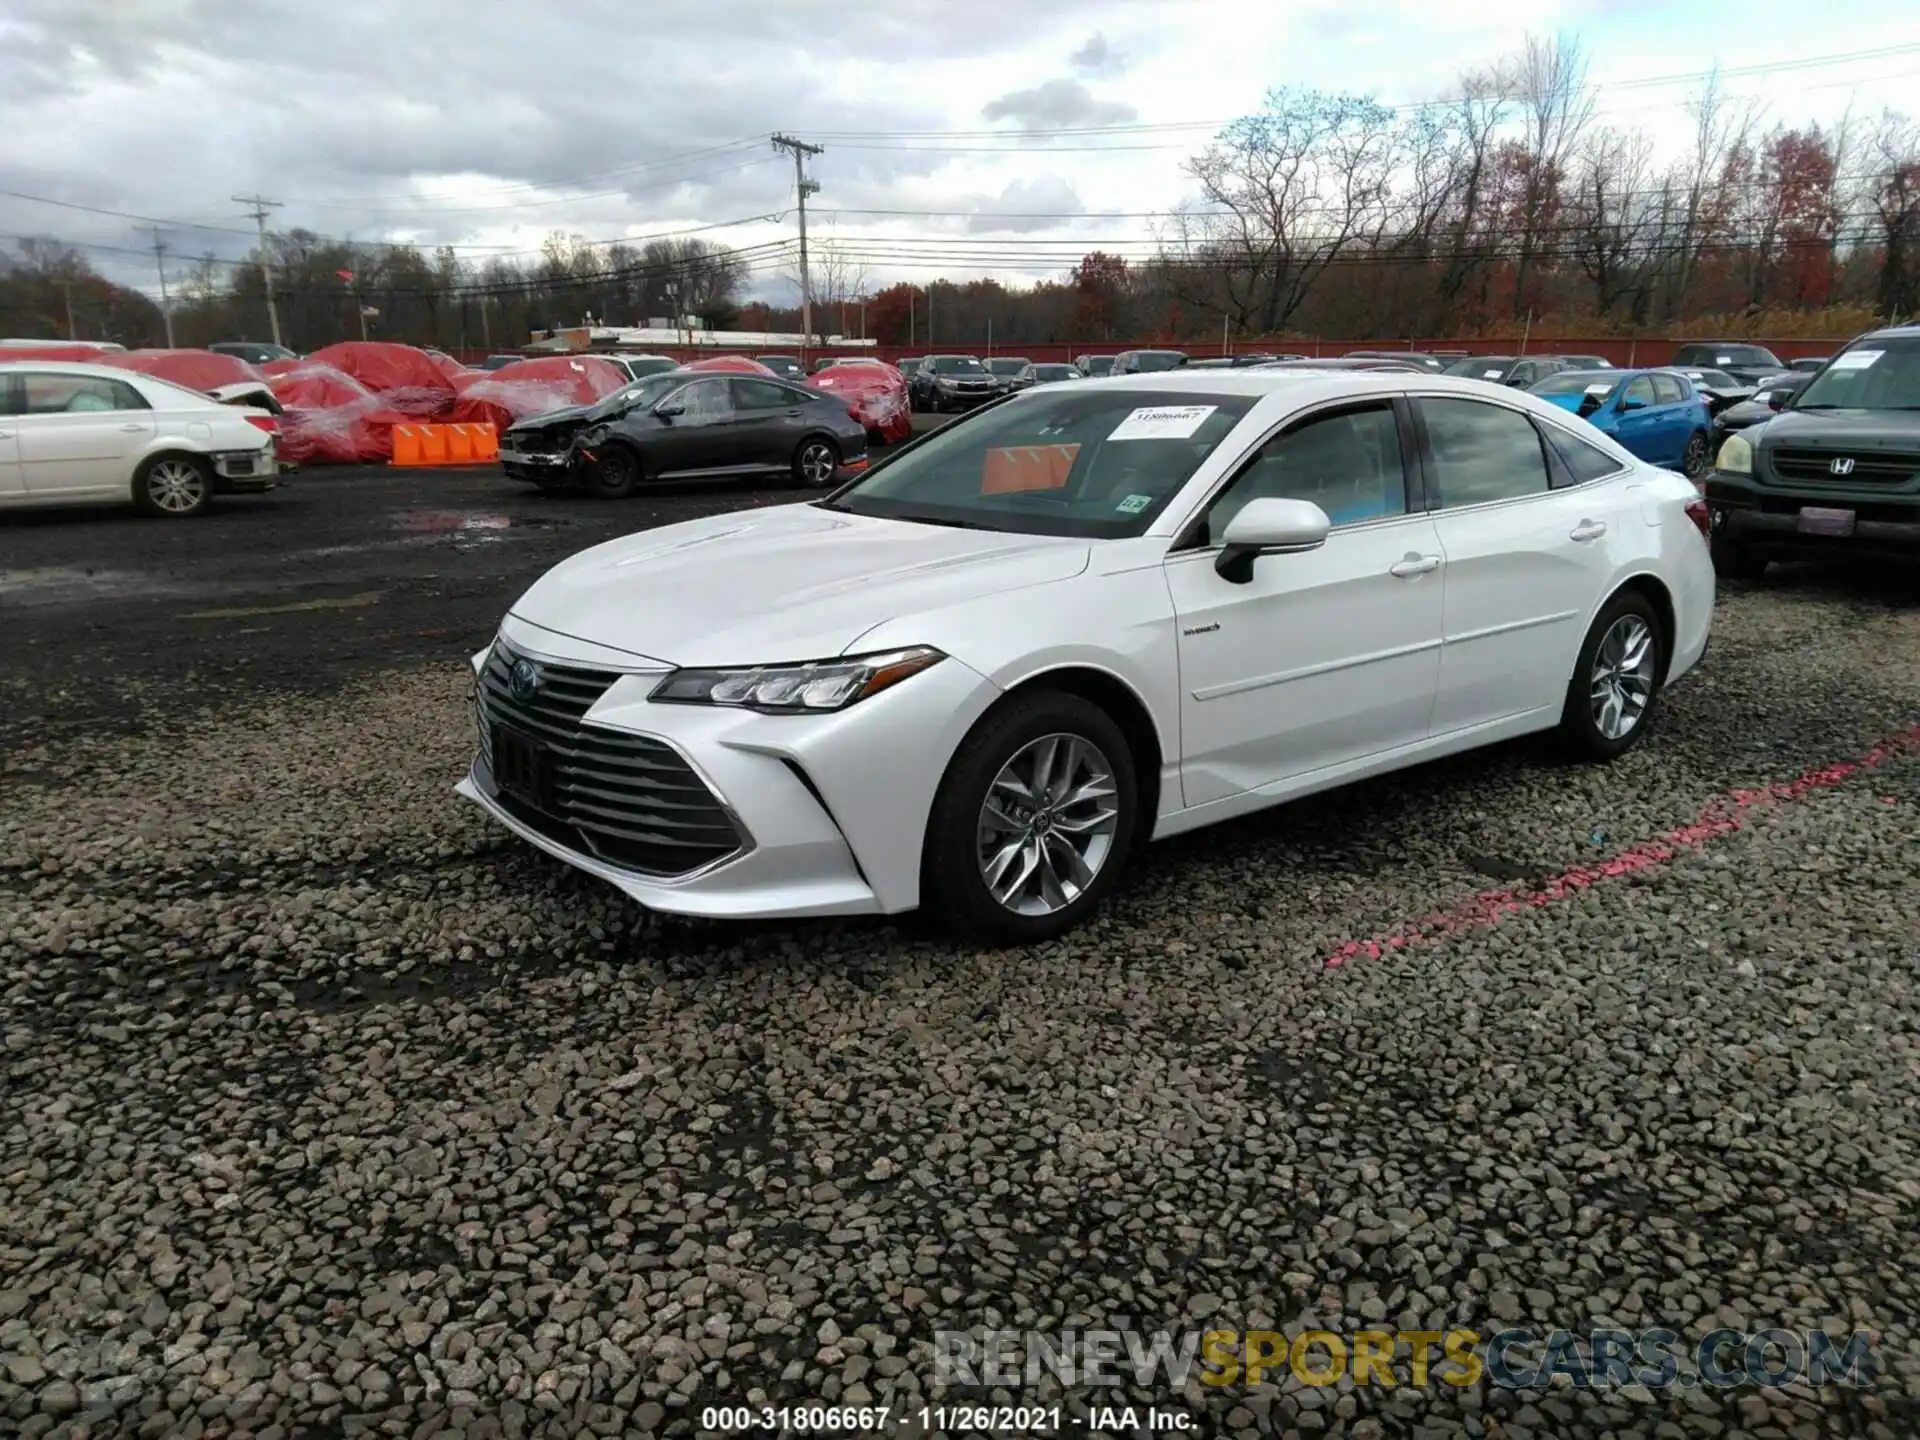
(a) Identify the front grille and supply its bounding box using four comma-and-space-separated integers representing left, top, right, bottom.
1768, 448, 1920, 486
476, 643, 744, 876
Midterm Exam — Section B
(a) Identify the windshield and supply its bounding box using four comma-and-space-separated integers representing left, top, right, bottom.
824, 387, 1256, 537
1034, 365, 1075, 380
1532, 371, 1618, 396
1443, 356, 1513, 376
1685, 369, 1737, 388
987, 359, 1027, 374
1132, 351, 1186, 372
932, 356, 986, 374
1792, 340, 1920, 409
585, 373, 684, 418
1081, 357, 1113, 373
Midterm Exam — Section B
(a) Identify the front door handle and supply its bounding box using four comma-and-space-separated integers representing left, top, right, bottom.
119, 423, 146, 432
1389, 554, 1441, 578
0, 429, 12, 439
1570, 519, 1608, 542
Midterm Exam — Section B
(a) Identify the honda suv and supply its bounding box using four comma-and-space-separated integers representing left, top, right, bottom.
1704, 325, 1920, 576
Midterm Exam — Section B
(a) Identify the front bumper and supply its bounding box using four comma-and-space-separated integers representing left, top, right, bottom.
456, 619, 1000, 918
1706, 469, 1920, 558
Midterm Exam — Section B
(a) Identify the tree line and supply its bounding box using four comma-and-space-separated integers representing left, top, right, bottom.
5, 37, 1917, 354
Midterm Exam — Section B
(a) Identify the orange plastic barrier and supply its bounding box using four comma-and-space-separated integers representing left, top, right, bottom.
391, 422, 500, 467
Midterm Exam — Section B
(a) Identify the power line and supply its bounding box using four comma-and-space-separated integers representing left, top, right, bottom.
234, 194, 285, 348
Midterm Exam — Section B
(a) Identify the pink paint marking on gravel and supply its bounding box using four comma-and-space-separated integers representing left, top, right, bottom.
1322, 722, 1920, 969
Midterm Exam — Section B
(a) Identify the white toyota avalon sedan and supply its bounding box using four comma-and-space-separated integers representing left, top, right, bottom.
461, 371, 1713, 941
0, 361, 279, 517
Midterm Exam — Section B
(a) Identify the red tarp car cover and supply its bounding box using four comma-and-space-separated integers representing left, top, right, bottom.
0, 343, 121, 363
98, 348, 266, 392
303, 341, 457, 417
265, 362, 408, 465
809, 363, 911, 443
683, 355, 774, 375
423, 348, 470, 382
449, 354, 630, 430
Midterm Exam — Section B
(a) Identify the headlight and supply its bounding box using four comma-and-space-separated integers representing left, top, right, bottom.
650, 646, 944, 714
1715, 433, 1753, 474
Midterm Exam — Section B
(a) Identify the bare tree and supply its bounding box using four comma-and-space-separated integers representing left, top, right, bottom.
1509, 34, 1596, 316
1658, 71, 1762, 319
1568, 126, 1660, 323
1869, 109, 1920, 319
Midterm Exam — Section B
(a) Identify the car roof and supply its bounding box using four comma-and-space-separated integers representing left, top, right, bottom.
0, 359, 158, 379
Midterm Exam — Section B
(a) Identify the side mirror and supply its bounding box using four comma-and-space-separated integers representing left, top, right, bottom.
654, 402, 685, 419
1767, 392, 1786, 411
1621, 395, 1647, 411
1214, 498, 1331, 583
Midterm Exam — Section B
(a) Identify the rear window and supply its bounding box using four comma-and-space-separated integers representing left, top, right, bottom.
1132, 351, 1186, 372
986, 359, 1027, 375
1532, 372, 1619, 397
1443, 356, 1514, 378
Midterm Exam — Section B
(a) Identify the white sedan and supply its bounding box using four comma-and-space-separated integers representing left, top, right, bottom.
0, 361, 279, 517
460, 371, 1714, 941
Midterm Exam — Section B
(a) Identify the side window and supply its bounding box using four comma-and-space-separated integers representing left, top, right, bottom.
1622, 375, 1656, 409
1651, 374, 1687, 405
732, 379, 793, 410
1419, 398, 1551, 509
1201, 404, 1407, 545
1543, 425, 1625, 485
672, 378, 731, 423
1674, 346, 1704, 365
20, 373, 148, 414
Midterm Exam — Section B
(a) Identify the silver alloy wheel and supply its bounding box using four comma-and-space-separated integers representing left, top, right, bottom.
146, 458, 206, 514
1590, 614, 1656, 740
975, 732, 1119, 916
799, 441, 836, 485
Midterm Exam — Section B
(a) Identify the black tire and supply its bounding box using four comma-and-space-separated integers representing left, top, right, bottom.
1682, 429, 1711, 481
1710, 528, 1768, 580
792, 435, 840, 488
921, 689, 1139, 943
131, 453, 213, 518
1557, 590, 1666, 762
584, 444, 639, 499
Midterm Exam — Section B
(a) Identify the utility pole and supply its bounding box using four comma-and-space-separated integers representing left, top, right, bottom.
59, 279, 77, 340
145, 227, 176, 348
770, 133, 822, 362
233, 194, 284, 347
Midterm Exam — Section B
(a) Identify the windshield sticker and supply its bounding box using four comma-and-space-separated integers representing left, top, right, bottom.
1585, 383, 1613, 395
1483, 368, 1504, 379
1829, 349, 1881, 371
1115, 493, 1154, 514
1108, 405, 1216, 441
1714, 354, 1732, 365
981, 443, 1080, 495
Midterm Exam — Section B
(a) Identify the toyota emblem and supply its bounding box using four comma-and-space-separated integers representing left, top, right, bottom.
508, 657, 543, 703
1829, 457, 1856, 476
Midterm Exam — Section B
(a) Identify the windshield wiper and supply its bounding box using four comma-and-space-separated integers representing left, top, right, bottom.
889, 512, 997, 529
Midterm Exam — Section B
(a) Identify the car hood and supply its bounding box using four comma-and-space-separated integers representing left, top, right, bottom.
1752, 409, 1920, 449
506, 402, 597, 438
508, 502, 1092, 666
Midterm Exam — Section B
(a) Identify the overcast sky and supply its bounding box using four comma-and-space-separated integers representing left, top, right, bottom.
4, 0, 1920, 310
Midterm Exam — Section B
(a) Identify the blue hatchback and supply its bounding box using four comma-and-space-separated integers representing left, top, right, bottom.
1528, 368, 1714, 479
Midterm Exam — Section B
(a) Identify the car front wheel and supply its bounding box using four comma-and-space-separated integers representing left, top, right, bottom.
1558, 591, 1665, 761
585, 444, 639, 499
922, 690, 1138, 942
132, 454, 212, 517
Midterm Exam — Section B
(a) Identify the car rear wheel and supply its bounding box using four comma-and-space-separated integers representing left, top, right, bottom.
585, 444, 639, 499
1558, 591, 1665, 761
792, 436, 840, 487
922, 690, 1138, 943
132, 454, 212, 518
1682, 430, 1711, 480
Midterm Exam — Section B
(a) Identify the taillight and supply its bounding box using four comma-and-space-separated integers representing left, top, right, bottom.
1685, 499, 1710, 538
245, 414, 279, 435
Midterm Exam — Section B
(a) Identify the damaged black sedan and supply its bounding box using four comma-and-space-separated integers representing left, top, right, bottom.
498, 371, 869, 498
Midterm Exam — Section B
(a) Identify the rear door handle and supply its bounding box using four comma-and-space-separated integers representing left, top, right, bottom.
1570, 519, 1608, 542
1389, 554, 1441, 578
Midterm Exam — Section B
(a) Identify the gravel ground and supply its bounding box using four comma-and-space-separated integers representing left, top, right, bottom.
2, 475, 1918, 1438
